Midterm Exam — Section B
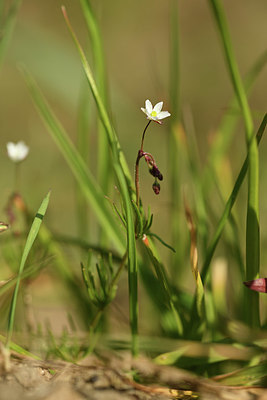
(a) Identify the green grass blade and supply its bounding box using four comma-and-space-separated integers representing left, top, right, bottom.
169, 0, 182, 272
80, 0, 111, 195
203, 49, 267, 193
5, 191, 50, 350
0, 334, 41, 360
201, 114, 267, 283
61, 6, 133, 192
21, 66, 125, 253
76, 79, 91, 240
208, 0, 260, 327
213, 360, 267, 386
62, 7, 138, 355
0, 261, 46, 297
0, 0, 22, 68
142, 237, 183, 336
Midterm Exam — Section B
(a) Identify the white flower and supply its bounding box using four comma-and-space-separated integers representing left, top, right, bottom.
7, 141, 29, 163
141, 99, 171, 124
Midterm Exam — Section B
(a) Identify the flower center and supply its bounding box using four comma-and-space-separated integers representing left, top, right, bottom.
151, 110, 157, 117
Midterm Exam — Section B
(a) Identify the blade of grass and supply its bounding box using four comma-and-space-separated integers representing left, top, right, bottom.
80, 0, 111, 196
20, 66, 125, 254
213, 361, 267, 386
52, 234, 122, 263
201, 114, 267, 283
61, 6, 133, 192
169, 0, 182, 273
76, 78, 91, 240
0, 0, 22, 68
142, 236, 183, 336
0, 334, 41, 360
0, 261, 47, 297
5, 191, 50, 350
188, 115, 266, 330
203, 49, 267, 194
62, 7, 138, 355
208, 0, 260, 327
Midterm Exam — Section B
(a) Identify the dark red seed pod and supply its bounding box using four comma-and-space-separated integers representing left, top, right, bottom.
149, 166, 163, 181
152, 181, 160, 195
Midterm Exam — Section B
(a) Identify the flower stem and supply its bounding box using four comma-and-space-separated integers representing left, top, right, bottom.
135, 120, 151, 207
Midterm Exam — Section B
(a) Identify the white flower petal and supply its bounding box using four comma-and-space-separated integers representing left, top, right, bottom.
157, 111, 171, 120
141, 107, 148, 115
145, 99, 152, 114
153, 101, 163, 114
7, 141, 29, 162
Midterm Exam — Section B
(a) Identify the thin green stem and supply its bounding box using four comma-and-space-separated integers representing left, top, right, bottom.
140, 120, 151, 152
14, 163, 20, 192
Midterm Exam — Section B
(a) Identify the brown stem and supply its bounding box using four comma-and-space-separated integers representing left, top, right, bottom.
135, 120, 151, 207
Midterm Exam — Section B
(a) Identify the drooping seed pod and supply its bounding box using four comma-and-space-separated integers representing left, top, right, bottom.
152, 180, 160, 195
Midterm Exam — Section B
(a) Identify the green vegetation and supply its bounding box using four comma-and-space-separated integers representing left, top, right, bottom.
0, 0, 266, 386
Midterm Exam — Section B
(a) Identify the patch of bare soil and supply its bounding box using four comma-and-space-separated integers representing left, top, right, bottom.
0, 354, 267, 400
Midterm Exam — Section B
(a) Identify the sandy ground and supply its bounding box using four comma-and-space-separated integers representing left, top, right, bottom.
0, 353, 267, 400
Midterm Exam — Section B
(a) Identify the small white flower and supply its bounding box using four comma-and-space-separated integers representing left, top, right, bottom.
141, 99, 171, 124
7, 141, 29, 163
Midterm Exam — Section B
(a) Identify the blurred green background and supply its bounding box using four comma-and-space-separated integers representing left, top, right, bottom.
0, 0, 267, 335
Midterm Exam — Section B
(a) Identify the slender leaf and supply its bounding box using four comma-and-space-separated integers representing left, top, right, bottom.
21, 66, 125, 254
80, 0, 111, 195
62, 7, 138, 355
201, 114, 266, 283
208, 0, 260, 327
6, 191, 50, 349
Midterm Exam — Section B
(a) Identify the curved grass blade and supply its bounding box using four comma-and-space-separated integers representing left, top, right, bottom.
80, 0, 111, 195
169, 0, 182, 274
146, 233, 176, 253
52, 234, 122, 263
0, 334, 41, 360
62, 7, 138, 355
20, 66, 125, 254
201, 114, 267, 283
61, 6, 133, 192
0, 259, 48, 297
208, 0, 260, 328
203, 49, 267, 193
76, 78, 91, 240
213, 360, 267, 386
5, 191, 50, 350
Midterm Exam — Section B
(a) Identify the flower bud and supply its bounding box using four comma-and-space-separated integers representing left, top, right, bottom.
152, 181, 160, 195
149, 165, 163, 181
